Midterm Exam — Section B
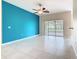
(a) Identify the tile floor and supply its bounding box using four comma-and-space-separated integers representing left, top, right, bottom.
2, 36, 76, 59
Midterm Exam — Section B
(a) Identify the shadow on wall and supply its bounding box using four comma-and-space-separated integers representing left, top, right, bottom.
2, 1, 39, 43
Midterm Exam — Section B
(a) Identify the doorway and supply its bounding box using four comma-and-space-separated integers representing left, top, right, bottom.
45, 20, 64, 37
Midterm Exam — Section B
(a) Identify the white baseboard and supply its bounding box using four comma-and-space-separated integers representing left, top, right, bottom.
2, 34, 39, 46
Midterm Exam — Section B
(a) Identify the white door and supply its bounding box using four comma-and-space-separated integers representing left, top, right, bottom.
45, 20, 64, 37
45, 21, 55, 36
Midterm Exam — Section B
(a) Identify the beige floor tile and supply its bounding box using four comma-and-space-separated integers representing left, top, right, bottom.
7, 53, 35, 59
2, 45, 18, 56
37, 52, 56, 59
2, 36, 76, 59
28, 48, 43, 58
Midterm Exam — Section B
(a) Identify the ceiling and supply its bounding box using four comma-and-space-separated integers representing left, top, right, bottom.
4, 0, 73, 15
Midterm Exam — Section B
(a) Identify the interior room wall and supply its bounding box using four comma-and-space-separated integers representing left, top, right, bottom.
70, 17, 77, 54
40, 11, 72, 39
2, 1, 39, 43
70, 0, 77, 54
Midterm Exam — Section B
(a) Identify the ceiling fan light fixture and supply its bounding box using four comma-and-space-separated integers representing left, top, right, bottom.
33, 3, 49, 14
38, 11, 43, 14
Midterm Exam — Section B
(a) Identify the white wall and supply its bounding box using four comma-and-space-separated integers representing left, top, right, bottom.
40, 11, 72, 39
70, 0, 77, 55
70, 18, 77, 55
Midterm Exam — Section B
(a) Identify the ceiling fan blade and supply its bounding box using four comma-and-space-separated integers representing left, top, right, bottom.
34, 12, 38, 13
43, 10, 49, 13
32, 9, 38, 11
38, 3, 42, 7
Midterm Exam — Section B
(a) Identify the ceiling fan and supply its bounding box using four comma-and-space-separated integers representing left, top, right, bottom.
32, 3, 49, 14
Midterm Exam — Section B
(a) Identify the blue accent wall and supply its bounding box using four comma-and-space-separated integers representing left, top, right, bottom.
2, 1, 39, 43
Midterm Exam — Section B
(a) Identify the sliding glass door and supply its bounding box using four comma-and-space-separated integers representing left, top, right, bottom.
45, 20, 64, 37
